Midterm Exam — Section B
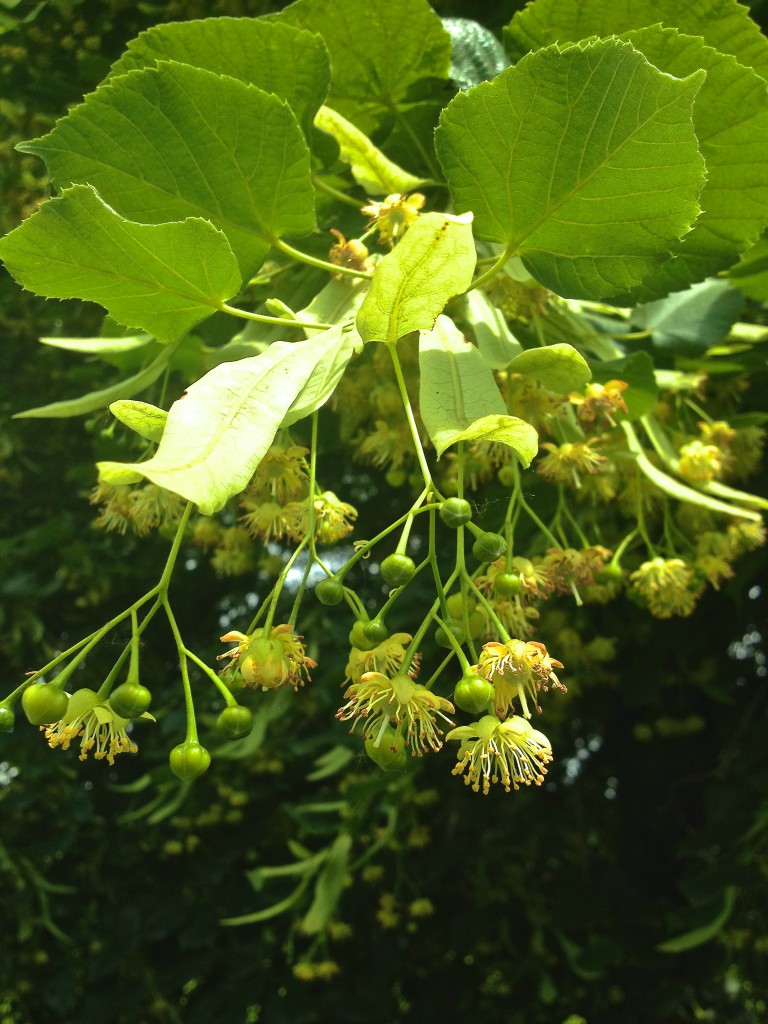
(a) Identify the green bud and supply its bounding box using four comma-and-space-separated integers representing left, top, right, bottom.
493, 572, 522, 598
0, 703, 15, 733
315, 578, 345, 606
439, 498, 472, 528
109, 682, 152, 718
362, 617, 389, 645
170, 742, 211, 781
380, 554, 416, 587
22, 683, 69, 726
471, 531, 507, 562
215, 706, 254, 740
454, 672, 495, 715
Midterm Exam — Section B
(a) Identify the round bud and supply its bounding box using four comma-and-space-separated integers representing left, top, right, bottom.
169, 741, 211, 781
497, 465, 516, 488
216, 705, 254, 740
439, 498, 472, 528
22, 683, 69, 726
595, 563, 624, 584
471, 532, 507, 562
109, 682, 152, 719
493, 572, 522, 599
362, 617, 389, 645
348, 620, 380, 652
434, 620, 465, 649
315, 578, 345, 606
380, 554, 417, 588
365, 726, 408, 771
0, 704, 15, 733
454, 673, 496, 715
467, 611, 486, 640
445, 593, 476, 619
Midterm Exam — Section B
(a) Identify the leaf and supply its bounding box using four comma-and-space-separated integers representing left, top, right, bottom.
110, 400, 168, 442
109, 18, 330, 136
19, 61, 315, 278
444, 16, 508, 90
357, 212, 476, 344
13, 343, 177, 420
281, 328, 357, 427
300, 833, 352, 935
632, 280, 744, 356
0, 186, 241, 344
505, 0, 768, 83
657, 886, 738, 953
40, 334, 153, 355
295, 275, 369, 333
460, 289, 522, 369
419, 315, 537, 464
306, 746, 355, 782
611, 27, 768, 300
314, 105, 426, 195
507, 344, 591, 394
591, 352, 658, 420
728, 234, 768, 301
97, 327, 349, 515
275, 0, 451, 125
434, 39, 706, 301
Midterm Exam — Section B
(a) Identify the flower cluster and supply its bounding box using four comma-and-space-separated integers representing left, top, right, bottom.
476, 638, 565, 718
43, 688, 153, 765
220, 625, 316, 690
447, 714, 553, 794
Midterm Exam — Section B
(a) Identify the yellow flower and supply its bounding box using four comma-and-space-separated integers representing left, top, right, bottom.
246, 444, 309, 502
629, 558, 703, 618
337, 672, 454, 756
313, 491, 358, 545
678, 440, 722, 483
477, 639, 565, 718
537, 440, 608, 488
361, 192, 425, 245
344, 633, 413, 684
570, 379, 628, 426
447, 714, 553, 794
219, 624, 316, 690
43, 688, 153, 765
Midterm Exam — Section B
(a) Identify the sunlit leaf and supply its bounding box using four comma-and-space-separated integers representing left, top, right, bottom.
507, 344, 591, 394
435, 39, 706, 300
357, 213, 476, 344
110, 400, 168, 443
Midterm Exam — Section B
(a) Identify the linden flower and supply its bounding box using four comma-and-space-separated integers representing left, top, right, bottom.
361, 192, 425, 245
477, 639, 565, 719
313, 491, 358, 545
246, 444, 309, 503
337, 672, 454, 756
43, 688, 153, 765
678, 440, 723, 483
629, 557, 703, 618
537, 440, 608, 488
570, 379, 628, 426
447, 714, 553, 794
344, 633, 413, 685
219, 624, 316, 690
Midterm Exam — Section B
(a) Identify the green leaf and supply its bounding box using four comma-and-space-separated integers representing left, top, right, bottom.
591, 352, 658, 420
657, 886, 738, 953
109, 18, 330, 136
444, 16, 508, 90
39, 334, 153, 355
419, 315, 537, 465
300, 833, 352, 935
305, 746, 355, 782
19, 61, 315, 278
97, 327, 349, 514
110, 400, 168, 442
14, 343, 177, 420
505, 0, 768, 83
281, 328, 357, 427
314, 105, 427, 195
728, 234, 768, 301
275, 0, 451, 124
507, 344, 591, 394
0, 186, 241, 344
460, 290, 522, 369
632, 280, 744, 356
434, 39, 706, 300
357, 212, 476, 344
611, 27, 768, 300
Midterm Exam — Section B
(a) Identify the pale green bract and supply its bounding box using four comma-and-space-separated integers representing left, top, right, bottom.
0, 185, 241, 345
507, 344, 591, 395
418, 315, 538, 465
19, 61, 316, 278
98, 327, 351, 515
434, 39, 706, 301
356, 213, 476, 344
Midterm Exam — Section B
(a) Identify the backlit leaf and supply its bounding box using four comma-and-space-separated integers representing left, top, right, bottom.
97, 327, 349, 514
357, 213, 476, 344
507, 344, 591, 394
110, 400, 168, 443
0, 185, 241, 344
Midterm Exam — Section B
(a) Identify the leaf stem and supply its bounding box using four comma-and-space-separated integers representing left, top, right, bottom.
312, 174, 363, 208
273, 238, 373, 279
387, 341, 443, 499
469, 245, 514, 291
219, 302, 334, 330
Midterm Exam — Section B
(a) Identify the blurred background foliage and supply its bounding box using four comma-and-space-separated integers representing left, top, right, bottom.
1, 2, 768, 1023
